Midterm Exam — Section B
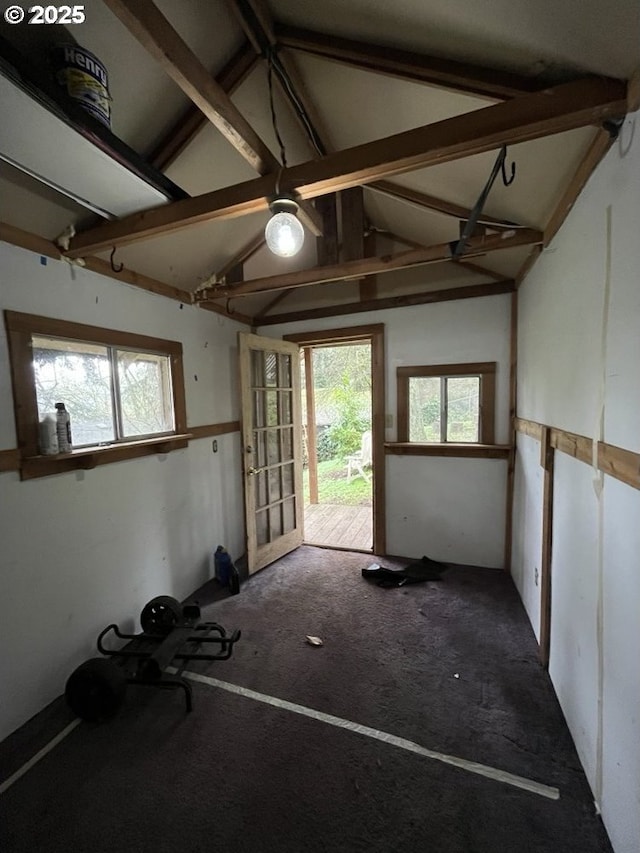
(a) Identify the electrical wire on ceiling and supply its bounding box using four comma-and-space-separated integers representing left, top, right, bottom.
234, 0, 327, 160
265, 45, 326, 159
266, 46, 289, 167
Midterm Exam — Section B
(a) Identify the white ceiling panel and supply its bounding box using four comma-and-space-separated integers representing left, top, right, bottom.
272, 0, 639, 79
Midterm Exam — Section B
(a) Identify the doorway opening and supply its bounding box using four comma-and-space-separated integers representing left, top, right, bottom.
301, 341, 373, 550
284, 323, 386, 556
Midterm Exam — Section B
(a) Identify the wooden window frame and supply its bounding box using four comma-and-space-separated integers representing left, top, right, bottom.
4, 310, 188, 480
397, 361, 496, 445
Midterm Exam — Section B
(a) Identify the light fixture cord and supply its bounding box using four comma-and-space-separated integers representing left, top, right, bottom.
267, 45, 287, 168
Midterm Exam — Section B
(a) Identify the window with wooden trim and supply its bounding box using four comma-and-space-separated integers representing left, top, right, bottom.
4, 311, 188, 478
397, 362, 496, 444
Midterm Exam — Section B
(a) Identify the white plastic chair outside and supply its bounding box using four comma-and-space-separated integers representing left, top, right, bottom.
346, 430, 372, 482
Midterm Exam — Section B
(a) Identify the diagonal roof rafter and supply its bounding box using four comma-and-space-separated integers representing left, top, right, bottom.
368, 180, 524, 230
275, 23, 553, 101
147, 39, 259, 172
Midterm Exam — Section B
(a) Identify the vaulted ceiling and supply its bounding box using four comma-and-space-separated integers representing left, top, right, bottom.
0, 0, 637, 325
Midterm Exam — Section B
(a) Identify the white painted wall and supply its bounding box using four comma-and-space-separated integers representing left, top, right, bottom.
512, 111, 640, 853
510, 431, 542, 641
262, 292, 512, 567
0, 244, 245, 741
386, 455, 506, 565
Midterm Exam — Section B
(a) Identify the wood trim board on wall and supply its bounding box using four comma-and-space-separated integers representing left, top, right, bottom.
514, 416, 640, 669
515, 417, 640, 490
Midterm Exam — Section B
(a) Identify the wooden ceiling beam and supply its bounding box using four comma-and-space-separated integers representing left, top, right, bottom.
544, 127, 614, 246
103, 0, 276, 173
148, 41, 258, 172
253, 289, 293, 321
0, 221, 254, 323
66, 76, 627, 258
374, 230, 428, 251
215, 229, 266, 280
0, 221, 189, 302
341, 186, 365, 261
369, 231, 507, 281
256, 279, 515, 326
275, 23, 548, 101
316, 194, 339, 266
368, 180, 521, 229
197, 228, 542, 298
102, 0, 322, 236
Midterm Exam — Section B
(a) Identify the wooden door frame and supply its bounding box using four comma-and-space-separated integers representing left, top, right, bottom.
284, 324, 386, 555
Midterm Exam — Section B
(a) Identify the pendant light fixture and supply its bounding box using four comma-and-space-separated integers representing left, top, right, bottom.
265, 47, 305, 258
265, 194, 304, 257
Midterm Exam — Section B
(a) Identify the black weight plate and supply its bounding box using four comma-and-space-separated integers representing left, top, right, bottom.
140, 595, 182, 634
65, 658, 127, 722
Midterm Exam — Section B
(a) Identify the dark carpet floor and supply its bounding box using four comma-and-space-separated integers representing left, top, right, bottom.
0, 546, 613, 852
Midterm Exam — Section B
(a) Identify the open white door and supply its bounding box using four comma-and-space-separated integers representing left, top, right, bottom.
239, 333, 304, 574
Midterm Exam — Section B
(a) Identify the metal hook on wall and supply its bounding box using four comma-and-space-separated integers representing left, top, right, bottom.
500, 147, 516, 186
226, 298, 235, 316
110, 247, 124, 273
450, 144, 517, 259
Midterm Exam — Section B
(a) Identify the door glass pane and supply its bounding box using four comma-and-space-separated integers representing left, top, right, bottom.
265, 351, 277, 386
280, 391, 292, 425
409, 377, 441, 442
32, 336, 115, 446
251, 350, 264, 387
256, 472, 268, 508
282, 427, 293, 461
117, 350, 174, 438
278, 353, 291, 388
269, 467, 282, 503
283, 497, 296, 534
270, 504, 282, 539
446, 377, 480, 442
256, 509, 268, 545
266, 391, 278, 425
254, 430, 266, 467
267, 429, 280, 464
253, 391, 265, 428
282, 462, 294, 497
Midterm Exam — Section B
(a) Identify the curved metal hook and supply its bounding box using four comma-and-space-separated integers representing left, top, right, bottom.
226, 298, 235, 316
110, 247, 124, 273
500, 148, 516, 186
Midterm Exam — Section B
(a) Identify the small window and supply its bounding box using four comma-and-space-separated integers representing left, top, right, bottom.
397, 362, 496, 444
32, 336, 175, 446
4, 311, 187, 476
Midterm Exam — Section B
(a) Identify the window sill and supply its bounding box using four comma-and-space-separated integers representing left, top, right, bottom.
20, 434, 191, 480
385, 442, 511, 459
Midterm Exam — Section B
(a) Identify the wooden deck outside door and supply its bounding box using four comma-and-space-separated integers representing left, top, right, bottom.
239, 333, 304, 574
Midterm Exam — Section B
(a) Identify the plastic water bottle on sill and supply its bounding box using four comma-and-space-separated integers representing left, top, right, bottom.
55, 402, 73, 453
39, 414, 59, 455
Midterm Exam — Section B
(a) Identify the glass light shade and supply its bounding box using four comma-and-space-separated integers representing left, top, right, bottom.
265, 204, 305, 257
